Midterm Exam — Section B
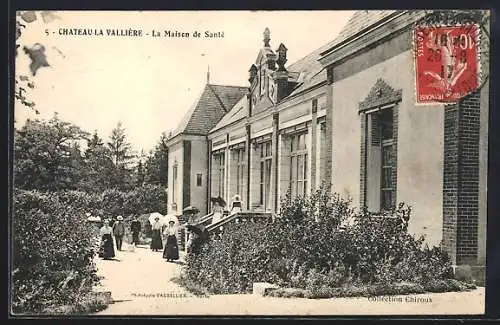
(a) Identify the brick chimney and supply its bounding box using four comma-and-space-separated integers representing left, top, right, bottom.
274, 43, 289, 102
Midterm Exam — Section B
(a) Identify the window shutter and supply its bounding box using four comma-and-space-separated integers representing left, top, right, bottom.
371, 114, 380, 146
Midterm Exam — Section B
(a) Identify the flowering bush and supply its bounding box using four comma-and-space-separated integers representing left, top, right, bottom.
183, 184, 456, 295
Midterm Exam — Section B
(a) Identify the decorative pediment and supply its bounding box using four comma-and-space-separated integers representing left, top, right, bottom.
359, 78, 402, 112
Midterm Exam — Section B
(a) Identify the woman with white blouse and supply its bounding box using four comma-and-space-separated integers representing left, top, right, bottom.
99, 219, 115, 259
162, 220, 179, 261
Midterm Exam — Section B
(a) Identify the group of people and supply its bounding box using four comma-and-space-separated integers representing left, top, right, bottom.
97, 199, 242, 262
150, 216, 180, 262
98, 214, 179, 262
98, 215, 142, 260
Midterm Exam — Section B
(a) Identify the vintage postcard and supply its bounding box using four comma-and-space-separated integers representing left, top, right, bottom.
11, 10, 490, 316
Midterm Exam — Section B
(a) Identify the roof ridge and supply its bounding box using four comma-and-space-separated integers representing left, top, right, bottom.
207, 84, 229, 112
208, 83, 248, 89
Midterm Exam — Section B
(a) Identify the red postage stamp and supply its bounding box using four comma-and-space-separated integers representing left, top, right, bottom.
414, 24, 480, 104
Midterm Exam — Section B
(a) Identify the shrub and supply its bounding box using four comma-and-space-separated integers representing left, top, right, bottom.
12, 189, 100, 314
265, 280, 471, 299
182, 183, 456, 296
265, 288, 309, 298
41, 291, 111, 315
171, 275, 210, 297
11, 185, 167, 314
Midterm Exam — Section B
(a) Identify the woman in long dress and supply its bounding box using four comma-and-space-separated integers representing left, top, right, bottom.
211, 202, 224, 224
150, 217, 163, 251
163, 221, 179, 261
99, 219, 115, 260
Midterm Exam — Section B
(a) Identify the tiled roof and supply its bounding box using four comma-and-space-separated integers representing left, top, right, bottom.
171, 84, 248, 137
211, 97, 247, 133
285, 10, 400, 99
330, 10, 399, 52
206, 11, 402, 132
209, 84, 248, 112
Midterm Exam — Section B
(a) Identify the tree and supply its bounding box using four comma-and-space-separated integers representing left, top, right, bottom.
81, 130, 115, 191
68, 142, 86, 188
136, 160, 145, 186
144, 132, 169, 186
14, 113, 89, 190
106, 122, 136, 190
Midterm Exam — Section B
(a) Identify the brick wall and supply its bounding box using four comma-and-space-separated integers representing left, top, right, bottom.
360, 113, 367, 208
392, 104, 399, 206
443, 91, 481, 265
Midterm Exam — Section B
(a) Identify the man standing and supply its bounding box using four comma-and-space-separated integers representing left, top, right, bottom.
130, 215, 142, 247
113, 215, 126, 251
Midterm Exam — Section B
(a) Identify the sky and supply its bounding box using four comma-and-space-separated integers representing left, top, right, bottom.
15, 10, 354, 153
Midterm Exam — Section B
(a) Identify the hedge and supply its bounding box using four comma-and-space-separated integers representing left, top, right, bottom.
11, 185, 167, 314
54, 184, 168, 219
182, 184, 459, 295
12, 189, 100, 314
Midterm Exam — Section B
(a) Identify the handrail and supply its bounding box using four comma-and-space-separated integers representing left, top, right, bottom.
194, 212, 214, 225
205, 211, 273, 232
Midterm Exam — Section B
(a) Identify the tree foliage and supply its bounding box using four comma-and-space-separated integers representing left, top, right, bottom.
80, 131, 115, 192
106, 122, 136, 190
13, 115, 167, 192
144, 132, 169, 186
14, 113, 89, 191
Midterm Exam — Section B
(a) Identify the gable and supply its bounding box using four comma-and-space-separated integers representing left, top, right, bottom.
358, 78, 402, 112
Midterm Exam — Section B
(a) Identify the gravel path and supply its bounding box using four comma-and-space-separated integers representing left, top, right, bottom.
93, 244, 485, 316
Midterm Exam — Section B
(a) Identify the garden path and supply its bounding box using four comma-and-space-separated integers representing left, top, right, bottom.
93, 245, 485, 316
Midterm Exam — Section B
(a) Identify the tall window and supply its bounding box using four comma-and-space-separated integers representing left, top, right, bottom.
379, 108, 395, 210
319, 122, 326, 182
215, 153, 226, 198
234, 148, 246, 197
172, 163, 178, 209
289, 132, 308, 198
259, 142, 272, 210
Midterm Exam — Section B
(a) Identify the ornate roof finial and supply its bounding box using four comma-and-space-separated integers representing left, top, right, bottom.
277, 43, 288, 71
263, 27, 270, 47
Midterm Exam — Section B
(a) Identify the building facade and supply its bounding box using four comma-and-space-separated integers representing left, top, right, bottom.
168, 11, 488, 272
166, 82, 248, 216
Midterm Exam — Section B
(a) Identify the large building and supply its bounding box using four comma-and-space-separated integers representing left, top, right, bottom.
167, 10, 488, 274
166, 82, 247, 217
